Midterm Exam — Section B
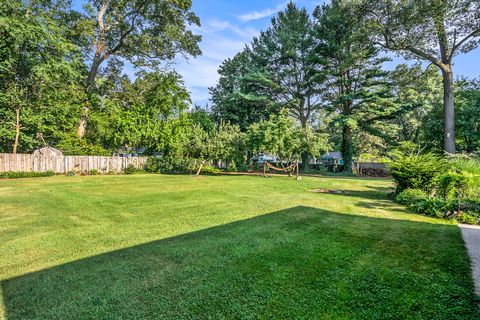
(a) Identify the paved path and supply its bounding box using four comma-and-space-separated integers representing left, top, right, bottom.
460, 224, 480, 296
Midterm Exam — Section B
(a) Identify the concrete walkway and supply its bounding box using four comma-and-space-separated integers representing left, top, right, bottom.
460, 224, 480, 296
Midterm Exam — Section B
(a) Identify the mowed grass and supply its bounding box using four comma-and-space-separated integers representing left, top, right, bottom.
0, 174, 478, 319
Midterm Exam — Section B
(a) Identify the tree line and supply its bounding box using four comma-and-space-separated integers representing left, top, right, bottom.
211, 1, 480, 172
1, 0, 479, 173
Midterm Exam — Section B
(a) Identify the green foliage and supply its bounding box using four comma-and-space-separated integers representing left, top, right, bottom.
227, 162, 237, 173
397, 189, 480, 225
394, 154, 480, 224
389, 149, 446, 193
396, 189, 428, 206
88, 169, 100, 176
211, 3, 321, 130
312, 1, 398, 173
0, 0, 85, 153
247, 111, 329, 163
0, 171, 55, 179
145, 156, 195, 174
55, 136, 110, 156
421, 79, 480, 153
101, 71, 192, 153
439, 157, 480, 201
200, 165, 221, 174
124, 164, 145, 175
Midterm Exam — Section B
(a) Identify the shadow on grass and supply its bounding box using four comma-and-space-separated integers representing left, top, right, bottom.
2, 206, 479, 319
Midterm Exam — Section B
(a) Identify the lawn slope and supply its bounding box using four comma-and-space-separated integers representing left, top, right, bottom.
0, 175, 478, 319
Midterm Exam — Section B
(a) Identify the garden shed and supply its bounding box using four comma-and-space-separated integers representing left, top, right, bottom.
32, 147, 63, 157
321, 151, 344, 166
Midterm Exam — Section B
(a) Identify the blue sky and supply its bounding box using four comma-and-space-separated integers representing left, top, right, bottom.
73, 0, 480, 107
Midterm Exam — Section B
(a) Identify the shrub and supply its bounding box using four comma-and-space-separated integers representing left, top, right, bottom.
227, 162, 237, 172
396, 188, 428, 206
0, 171, 55, 179
145, 157, 161, 173
89, 169, 100, 176
145, 156, 195, 174
450, 157, 480, 200
124, 164, 145, 175
397, 189, 480, 224
201, 165, 221, 174
389, 153, 446, 193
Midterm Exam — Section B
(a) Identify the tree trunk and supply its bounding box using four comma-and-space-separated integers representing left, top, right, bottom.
196, 160, 206, 176
441, 65, 456, 154
77, 52, 103, 139
87, 56, 102, 90
12, 107, 20, 154
341, 125, 353, 174
301, 152, 309, 171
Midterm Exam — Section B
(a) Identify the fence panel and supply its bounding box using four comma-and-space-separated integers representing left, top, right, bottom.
0, 153, 147, 174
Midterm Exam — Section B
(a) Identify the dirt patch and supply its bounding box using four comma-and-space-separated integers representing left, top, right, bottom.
310, 189, 346, 194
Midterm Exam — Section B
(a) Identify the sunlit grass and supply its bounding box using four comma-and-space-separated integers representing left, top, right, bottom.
0, 174, 478, 319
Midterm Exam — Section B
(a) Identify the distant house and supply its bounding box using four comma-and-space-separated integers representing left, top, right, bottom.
252, 154, 278, 163
114, 147, 147, 157
32, 147, 63, 157
321, 151, 344, 166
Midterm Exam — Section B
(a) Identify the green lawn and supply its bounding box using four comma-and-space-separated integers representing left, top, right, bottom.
0, 174, 478, 319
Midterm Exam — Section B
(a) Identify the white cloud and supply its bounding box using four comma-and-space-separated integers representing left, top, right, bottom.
207, 19, 258, 39
237, 3, 286, 22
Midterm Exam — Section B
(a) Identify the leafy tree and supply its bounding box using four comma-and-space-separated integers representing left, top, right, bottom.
181, 122, 244, 176
210, 49, 279, 131
312, 1, 396, 173
455, 80, 480, 153
389, 64, 443, 144
247, 111, 329, 166
76, 0, 202, 138
250, 2, 321, 129
422, 79, 480, 153
0, 0, 85, 153
356, 0, 480, 154
211, 3, 322, 135
92, 71, 191, 152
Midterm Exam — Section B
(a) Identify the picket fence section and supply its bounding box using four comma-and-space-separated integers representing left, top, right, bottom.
0, 153, 147, 174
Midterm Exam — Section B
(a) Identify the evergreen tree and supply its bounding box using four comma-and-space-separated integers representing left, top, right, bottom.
312, 1, 396, 173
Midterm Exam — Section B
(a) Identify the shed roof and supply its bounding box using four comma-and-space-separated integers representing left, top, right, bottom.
32, 147, 63, 157
321, 151, 343, 160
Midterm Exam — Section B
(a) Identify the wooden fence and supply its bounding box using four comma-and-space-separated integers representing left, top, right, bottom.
0, 153, 148, 174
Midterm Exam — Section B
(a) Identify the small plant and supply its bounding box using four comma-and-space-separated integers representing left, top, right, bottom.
396, 188, 428, 206
227, 162, 237, 172
0, 170, 55, 179
200, 165, 221, 174
124, 164, 145, 175
89, 169, 100, 176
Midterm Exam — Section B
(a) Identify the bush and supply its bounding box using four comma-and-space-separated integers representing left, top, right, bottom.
124, 164, 145, 175
450, 157, 480, 200
0, 170, 55, 179
396, 188, 428, 206
89, 169, 100, 176
227, 162, 237, 172
389, 153, 446, 193
145, 156, 195, 174
397, 189, 480, 224
201, 165, 221, 174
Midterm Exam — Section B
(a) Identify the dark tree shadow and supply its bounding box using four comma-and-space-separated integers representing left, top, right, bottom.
2, 207, 479, 320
